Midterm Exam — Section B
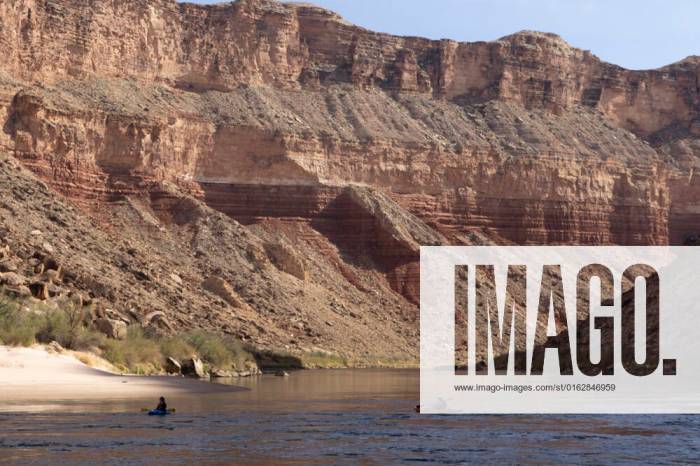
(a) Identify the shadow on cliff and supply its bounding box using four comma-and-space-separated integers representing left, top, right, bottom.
311, 189, 421, 304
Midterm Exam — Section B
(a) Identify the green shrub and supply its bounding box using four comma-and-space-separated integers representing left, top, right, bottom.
301, 351, 349, 369
160, 337, 195, 361
0, 319, 37, 346
69, 327, 105, 352
99, 339, 124, 366
0, 291, 257, 375
184, 330, 233, 367
35, 309, 70, 346
35, 304, 103, 351
100, 326, 163, 373
0, 296, 39, 346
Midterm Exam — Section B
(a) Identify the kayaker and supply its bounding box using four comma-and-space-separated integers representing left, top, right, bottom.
156, 396, 167, 412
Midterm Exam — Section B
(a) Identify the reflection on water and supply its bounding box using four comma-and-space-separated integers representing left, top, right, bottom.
1, 370, 698, 464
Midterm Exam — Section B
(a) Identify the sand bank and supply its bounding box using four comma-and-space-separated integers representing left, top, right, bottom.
0, 345, 238, 407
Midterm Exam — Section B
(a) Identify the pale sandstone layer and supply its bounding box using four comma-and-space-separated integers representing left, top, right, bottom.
0, 0, 697, 362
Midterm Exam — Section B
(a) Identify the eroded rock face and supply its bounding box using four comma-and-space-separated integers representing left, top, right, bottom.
0, 0, 691, 249
0, 0, 697, 362
1, 2, 696, 127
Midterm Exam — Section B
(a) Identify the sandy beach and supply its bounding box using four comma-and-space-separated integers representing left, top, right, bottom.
0, 345, 238, 408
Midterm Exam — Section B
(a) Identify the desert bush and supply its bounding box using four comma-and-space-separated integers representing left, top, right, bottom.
185, 330, 257, 369
35, 304, 103, 351
184, 330, 234, 368
69, 327, 105, 352
0, 324, 36, 346
0, 295, 39, 346
100, 326, 162, 374
35, 309, 70, 346
159, 337, 196, 361
300, 351, 349, 369
0, 291, 257, 374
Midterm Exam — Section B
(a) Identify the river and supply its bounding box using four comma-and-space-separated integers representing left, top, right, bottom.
1, 369, 698, 464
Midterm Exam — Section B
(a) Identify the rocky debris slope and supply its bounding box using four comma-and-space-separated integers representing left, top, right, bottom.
0, 153, 418, 363
0, 0, 697, 362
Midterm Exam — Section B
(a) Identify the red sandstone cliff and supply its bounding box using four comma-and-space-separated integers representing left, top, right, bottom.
0, 0, 697, 362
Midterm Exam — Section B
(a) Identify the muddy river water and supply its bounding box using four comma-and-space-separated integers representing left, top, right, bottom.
1, 369, 698, 464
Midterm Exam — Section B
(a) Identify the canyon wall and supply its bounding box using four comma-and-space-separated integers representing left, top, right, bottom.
0, 0, 697, 358
2, 0, 697, 130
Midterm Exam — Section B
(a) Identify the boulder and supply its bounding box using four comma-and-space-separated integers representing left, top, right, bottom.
46, 341, 64, 354
169, 273, 183, 286
202, 277, 243, 307
211, 369, 235, 378
42, 269, 61, 284
27, 257, 41, 267
0, 260, 18, 272
43, 257, 61, 273
245, 243, 268, 266
0, 272, 26, 287
126, 308, 141, 322
133, 269, 151, 281
47, 283, 66, 298
60, 268, 77, 285
181, 357, 206, 378
28, 282, 49, 300
31, 251, 47, 262
105, 308, 131, 325
243, 360, 261, 375
142, 311, 165, 323
94, 318, 128, 340
275, 370, 290, 377
142, 311, 173, 331
165, 357, 182, 375
5, 285, 32, 298
263, 242, 306, 280
237, 367, 262, 377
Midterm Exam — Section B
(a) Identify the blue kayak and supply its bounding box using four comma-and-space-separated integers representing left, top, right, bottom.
148, 409, 172, 416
